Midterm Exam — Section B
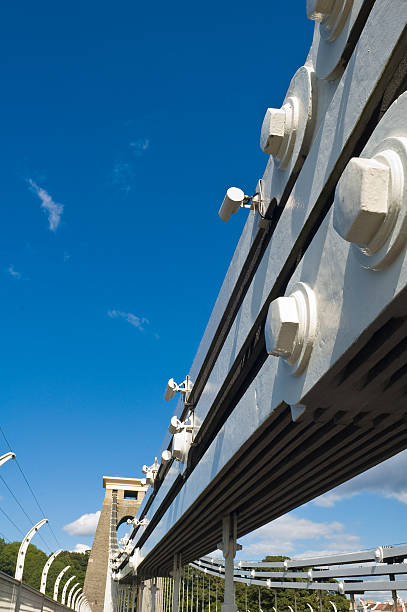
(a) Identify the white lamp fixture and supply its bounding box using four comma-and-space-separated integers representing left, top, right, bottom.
218, 180, 267, 222
126, 517, 149, 527
141, 457, 159, 485
166, 412, 197, 463
164, 375, 193, 401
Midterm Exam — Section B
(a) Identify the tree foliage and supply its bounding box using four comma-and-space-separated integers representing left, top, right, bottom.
0, 538, 89, 598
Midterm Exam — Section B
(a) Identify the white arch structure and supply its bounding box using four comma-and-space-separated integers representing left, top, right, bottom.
40, 549, 62, 594
62, 575, 76, 605
71, 587, 83, 609
68, 583, 80, 608
15, 518, 48, 581
54, 565, 70, 600
0, 452, 16, 467
76, 594, 88, 612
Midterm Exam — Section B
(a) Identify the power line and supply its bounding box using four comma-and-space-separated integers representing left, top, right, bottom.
0, 473, 54, 553
0, 504, 25, 538
0, 425, 62, 550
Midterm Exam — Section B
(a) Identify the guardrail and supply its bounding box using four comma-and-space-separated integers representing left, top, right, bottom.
0, 570, 75, 612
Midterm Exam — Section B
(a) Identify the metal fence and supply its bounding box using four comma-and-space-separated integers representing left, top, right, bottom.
0, 571, 73, 612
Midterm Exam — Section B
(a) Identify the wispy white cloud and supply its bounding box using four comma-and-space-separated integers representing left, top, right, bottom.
64, 252, 71, 262
239, 514, 361, 559
7, 265, 21, 280
28, 179, 64, 231
63, 511, 100, 536
129, 138, 149, 155
72, 543, 91, 553
111, 137, 150, 194
108, 310, 149, 331
313, 449, 407, 508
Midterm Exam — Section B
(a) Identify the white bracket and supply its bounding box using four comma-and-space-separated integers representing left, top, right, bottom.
142, 457, 159, 485
164, 375, 193, 401
127, 517, 150, 527
218, 180, 270, 223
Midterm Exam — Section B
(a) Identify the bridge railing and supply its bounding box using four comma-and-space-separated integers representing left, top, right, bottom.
0, 570, 74, 612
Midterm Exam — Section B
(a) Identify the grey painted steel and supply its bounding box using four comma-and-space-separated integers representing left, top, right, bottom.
190, 562, 407, 594
118, 0, 407, 581
0, 569, 73, 612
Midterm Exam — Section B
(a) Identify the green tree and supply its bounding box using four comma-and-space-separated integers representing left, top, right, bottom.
0, 538, 89, 597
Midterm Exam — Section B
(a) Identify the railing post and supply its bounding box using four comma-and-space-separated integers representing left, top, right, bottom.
218, 514, 241, 612
14, 579, 22, 612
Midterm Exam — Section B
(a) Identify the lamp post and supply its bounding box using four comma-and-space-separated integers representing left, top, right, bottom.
14, 519, 48, 581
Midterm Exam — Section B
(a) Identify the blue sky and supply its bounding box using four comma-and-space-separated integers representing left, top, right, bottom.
0, 0, 406, 584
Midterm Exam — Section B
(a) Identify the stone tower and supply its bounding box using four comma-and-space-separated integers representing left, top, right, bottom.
84, 476, 148, 612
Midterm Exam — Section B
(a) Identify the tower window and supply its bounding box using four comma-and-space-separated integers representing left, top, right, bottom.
124, 490, 138, 500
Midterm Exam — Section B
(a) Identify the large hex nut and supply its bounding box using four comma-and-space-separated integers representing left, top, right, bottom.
265, 296, 299, 358
307, 0, 335, 21
333, 157, 390, 247
260, 108, 286, 157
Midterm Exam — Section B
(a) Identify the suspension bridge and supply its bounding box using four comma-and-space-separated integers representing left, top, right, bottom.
1, 2, 407, 612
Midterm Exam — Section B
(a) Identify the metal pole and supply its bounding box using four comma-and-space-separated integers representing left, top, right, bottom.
319, 591, 323, 612
186, 567, 190, 612
181, 571, 185, 612
390, 573, 398, 612
173, 554, 182, 612
274, 590, 278, 612
294, 592, 297, 612
219, 515, 241, 612
202, 573, 204, 612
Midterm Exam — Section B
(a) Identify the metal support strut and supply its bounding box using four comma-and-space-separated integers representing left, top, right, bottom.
172, 553, 182, 612
217, 514, 242, 612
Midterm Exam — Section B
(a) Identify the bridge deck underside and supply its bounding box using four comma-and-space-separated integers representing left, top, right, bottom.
131, 285, 407, 579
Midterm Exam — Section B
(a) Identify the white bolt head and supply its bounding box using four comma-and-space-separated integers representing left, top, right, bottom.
161, 449, 172, 463
265, 296, 299, 358
334, 157, 390, 246
260, 108, 286, 156
306, 0, 335, 21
